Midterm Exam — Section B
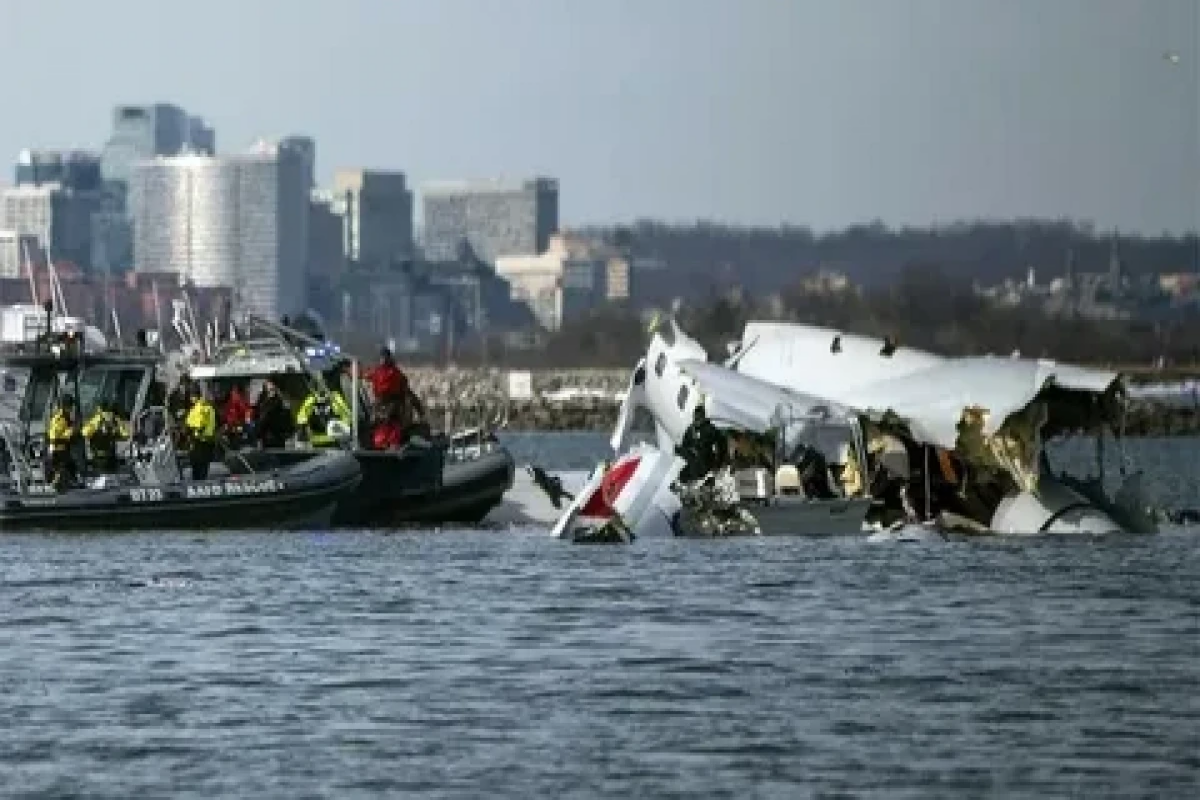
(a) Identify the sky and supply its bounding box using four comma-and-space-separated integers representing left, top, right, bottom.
0, 0, 1196, 234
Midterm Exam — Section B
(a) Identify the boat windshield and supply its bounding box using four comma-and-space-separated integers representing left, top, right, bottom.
75, 367, 148, 419
19, 371, 55, 423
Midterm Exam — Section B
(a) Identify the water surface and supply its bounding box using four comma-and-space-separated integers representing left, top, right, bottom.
0, 433, 1196, 797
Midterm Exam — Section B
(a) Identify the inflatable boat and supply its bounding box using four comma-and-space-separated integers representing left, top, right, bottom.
0, 447, 362, 532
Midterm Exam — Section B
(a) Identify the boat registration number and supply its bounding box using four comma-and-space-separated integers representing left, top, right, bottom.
186, 479, 286, 500
130, 488, 165, 503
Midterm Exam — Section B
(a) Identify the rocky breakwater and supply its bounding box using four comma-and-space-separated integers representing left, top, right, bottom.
407, 368, 629, 431
405, 369, 1200, 436
1123, 401, 1200, 436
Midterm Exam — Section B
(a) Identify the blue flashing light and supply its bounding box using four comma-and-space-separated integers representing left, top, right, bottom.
303, 342, 343, 362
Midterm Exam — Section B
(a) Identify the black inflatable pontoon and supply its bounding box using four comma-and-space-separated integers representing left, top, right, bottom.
223, 439, 514, 527
0, 449, 361, 532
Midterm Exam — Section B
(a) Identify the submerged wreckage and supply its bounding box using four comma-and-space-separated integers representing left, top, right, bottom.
552, 318, 1159, 542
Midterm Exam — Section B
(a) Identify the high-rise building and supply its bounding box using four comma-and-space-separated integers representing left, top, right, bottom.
333, 169, 414, 265
308, 190, 346, 281
0, 183, 100, 269
189, 117, 216, 156
14, 150, 102, 192
10, 150, 104, 270
130, 139, 310, 320
282, 136, 316, 190
421, 177, 558, 263
96, 104, 216, 275
101, 103, 215, 187
91, 201, 134, 275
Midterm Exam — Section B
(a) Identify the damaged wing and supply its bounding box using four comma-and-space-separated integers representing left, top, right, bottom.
840, 356, 1122, 449
675, 358, 856, 433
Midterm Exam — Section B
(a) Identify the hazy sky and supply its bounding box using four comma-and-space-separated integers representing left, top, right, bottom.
1, 0, 1196, 234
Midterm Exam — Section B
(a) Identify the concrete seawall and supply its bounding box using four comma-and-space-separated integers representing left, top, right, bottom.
408, 367, 1200, 436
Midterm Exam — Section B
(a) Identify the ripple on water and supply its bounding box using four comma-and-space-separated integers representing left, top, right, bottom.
0, 451, 1198, 797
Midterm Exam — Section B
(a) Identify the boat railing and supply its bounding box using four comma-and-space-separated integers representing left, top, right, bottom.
442, 397, 509, 463
0, 388, 21, 422
209, 337, 299, 364
0, 419, 39, 493
129, 406, 185, 486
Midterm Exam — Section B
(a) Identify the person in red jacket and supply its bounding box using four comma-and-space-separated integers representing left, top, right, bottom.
370, 402, 404, 450
365, 348, 407, 406
220, 384, 252, 446
366, 347, 426, 428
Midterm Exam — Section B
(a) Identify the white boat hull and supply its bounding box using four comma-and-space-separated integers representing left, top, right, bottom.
750, 496, 873, 536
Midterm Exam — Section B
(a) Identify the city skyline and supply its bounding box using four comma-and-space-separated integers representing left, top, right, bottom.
0, 0, 1197, 235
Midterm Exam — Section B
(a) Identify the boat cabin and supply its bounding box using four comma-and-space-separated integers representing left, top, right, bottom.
712, 401, 871, 505
1, 338, 162, 445
186, 336, 369, 446
0, 337, 163, 488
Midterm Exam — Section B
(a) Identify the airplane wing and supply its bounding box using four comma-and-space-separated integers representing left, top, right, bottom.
676, 358, 855, 434
841, 356, 1122, 449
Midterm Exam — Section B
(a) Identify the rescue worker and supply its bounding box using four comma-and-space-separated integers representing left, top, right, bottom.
367, 348, 429, 425
47, 394, 79, 491
676, 404, 730, 482
82, 402, 131, 473
365, 347, 407, 407
252, 380, 293, 449
221, 384, 252, 447
296, 383, 352, 448
183, 384, 217, 481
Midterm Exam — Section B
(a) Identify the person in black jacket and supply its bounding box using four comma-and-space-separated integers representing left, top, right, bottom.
676, 405, 730, 482
166, 376, 193, 428
252, 380, 294, 449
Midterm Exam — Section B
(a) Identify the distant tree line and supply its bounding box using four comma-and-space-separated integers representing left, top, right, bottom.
490, 263, 1200, 369
580, 218, 1200, 308
341, 218, 1199, 369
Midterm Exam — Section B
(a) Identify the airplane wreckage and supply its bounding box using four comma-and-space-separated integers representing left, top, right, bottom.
551, 318, 1161, 543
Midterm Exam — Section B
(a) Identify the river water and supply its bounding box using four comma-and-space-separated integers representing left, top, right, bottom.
0, 433, 1197, 798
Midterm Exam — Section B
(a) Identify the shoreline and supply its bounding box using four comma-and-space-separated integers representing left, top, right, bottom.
409, 368, 1200, 436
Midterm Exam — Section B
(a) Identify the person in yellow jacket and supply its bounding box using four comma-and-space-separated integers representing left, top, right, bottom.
295, 384, 352, 448
82, 402, 131, 473
46, 394, 79, 491
183, 385, 218, 480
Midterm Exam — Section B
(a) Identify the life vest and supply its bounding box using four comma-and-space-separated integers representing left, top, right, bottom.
185, 400, 217, 441
47, 411, 74, 452
90, 413, 120, 452
307, 394, 334, 432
